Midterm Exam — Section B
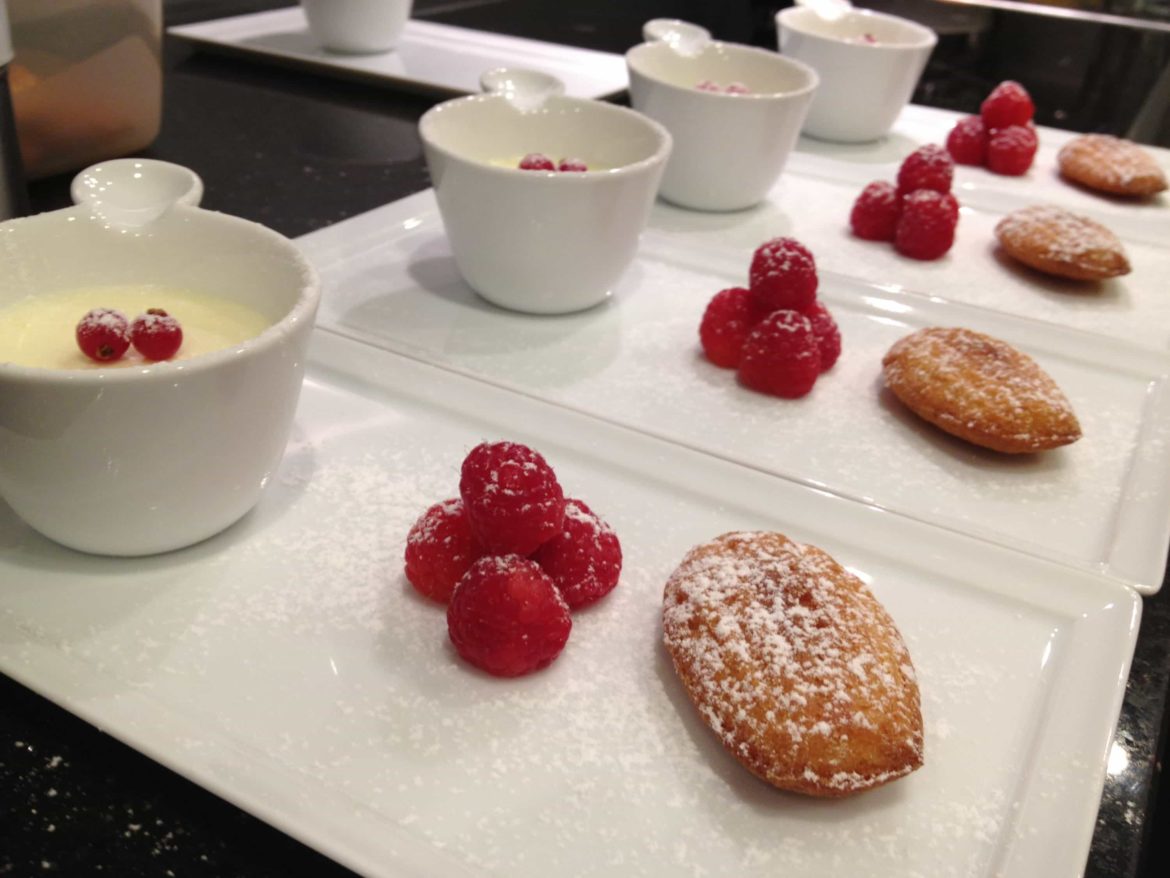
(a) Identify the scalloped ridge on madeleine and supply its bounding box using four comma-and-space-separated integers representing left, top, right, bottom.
882, 326, 1082, 453
662, 531, 923, 798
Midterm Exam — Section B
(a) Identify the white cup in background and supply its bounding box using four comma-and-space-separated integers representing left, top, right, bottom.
627, 22, 818, 212
776, 7, 936, 143
419, 70, 671, 314
301, 0, 413, 54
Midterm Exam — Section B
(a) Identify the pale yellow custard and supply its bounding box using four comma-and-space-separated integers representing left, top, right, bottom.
0, 286, 271, 369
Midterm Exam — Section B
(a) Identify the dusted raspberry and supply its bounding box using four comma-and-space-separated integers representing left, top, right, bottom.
725, 82, 750, 95
130, 308, 183, 361
533, 499, 622, 610
557, 157, 588, 172
748, 237, 818, 312
896, 144, 954, 196
894, 190, 959, 260
447, 555, 572, 677
849, 180, 901, 242
980, 81, 1034, 130
404, 498, 484, 603
699, 286, 767, 368
986, 125, 1039, 176
805, 301, 842, 371
737, 310, 821, 398
695, 80, 722, 92
75, 307, 131, 363
459, 441, 566, 555
945, 116, 988, 166
518, 153, 555, 171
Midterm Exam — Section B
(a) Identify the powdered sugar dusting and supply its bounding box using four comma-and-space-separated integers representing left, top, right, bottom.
883, 326, 1081, 452
1058, 134, 1168, 191
662, 531, 923, 795
995, 205, 1126, 265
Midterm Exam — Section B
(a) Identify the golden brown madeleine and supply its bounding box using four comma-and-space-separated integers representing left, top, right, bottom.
882, 327, 1082, 453
662, 531, 924, 797
995, 205, 1130, 281
1058, 134, 1168, 197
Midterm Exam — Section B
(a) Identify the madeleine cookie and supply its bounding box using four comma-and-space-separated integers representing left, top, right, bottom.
882, 327, 1081, 453
995, 205, 1130, 281
1058, 134, 1167, 197
662, 531, 924, 798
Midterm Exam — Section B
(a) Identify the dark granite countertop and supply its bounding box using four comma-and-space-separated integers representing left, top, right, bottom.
2, 1, 1169, 875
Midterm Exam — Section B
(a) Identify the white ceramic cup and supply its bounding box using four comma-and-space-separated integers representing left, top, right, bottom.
418, 70, 672, 314
627, 20, 818, 211
0, 159, 321, 556
301, 0, 412, 54
776, 6, 936, 143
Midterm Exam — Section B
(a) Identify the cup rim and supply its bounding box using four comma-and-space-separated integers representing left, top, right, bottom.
776, 7, 938, 51
418, 92, 673, 180
626, 39, 819, 101
0, 207, 322, 386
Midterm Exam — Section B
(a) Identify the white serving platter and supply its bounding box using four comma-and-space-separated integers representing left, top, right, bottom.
168, 7, 628, 99
298, 191, 1170, 593
0, 329, 1141, 878
651, 171, 1170, 351
788, 105, 1170, 249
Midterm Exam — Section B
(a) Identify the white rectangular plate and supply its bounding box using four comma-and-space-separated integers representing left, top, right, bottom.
0, 330, 1141, 878
168, 7, 628, 99
299, 191, 1170, 592
788, 105, 1170, 249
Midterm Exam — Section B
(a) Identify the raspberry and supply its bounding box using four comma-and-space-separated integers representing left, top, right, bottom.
130, 308, 183, 361
945, 116, 987, 166
737, 310, 820, 398
75, 307, 131, 363
698, 287, 767, 368
533, 499, 622, 610
748, 237, 818, 312
894, 190, 959, 260
725, 82, 750, 95
459, 441, 565, 555
980, 81, 1034, 130
896, 144, 954, 196
695, 80, 721, 92
986, 125, 1038, 176
447, 556, 572, 677
849, 180, 900, 242
804, 301, 842, 371
404, 498, 484, 603
518, 153, 555, 171
557, 157, 588, 172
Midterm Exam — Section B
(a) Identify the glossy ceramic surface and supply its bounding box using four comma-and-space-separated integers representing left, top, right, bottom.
300, 0, 412, 54
776, 6, 936, 142
0, 329, 1142, 877
169, 7, 628, 99
418, 82, 670, 313
627, 27, 818, 211
301, 188, 1170, 593
0, 160, 320, 556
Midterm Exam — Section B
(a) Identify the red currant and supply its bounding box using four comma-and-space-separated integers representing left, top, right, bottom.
76, 308, 131, 363
131, 308, 184, 361
518, 153, 555, 171
557, 157, 588, 173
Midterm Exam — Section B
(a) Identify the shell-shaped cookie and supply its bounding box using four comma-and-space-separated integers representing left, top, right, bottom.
882, 326, 1082, 453
994, 205, 1130, 281
662, 531, 924, 798
1057, 134, 1168, 197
